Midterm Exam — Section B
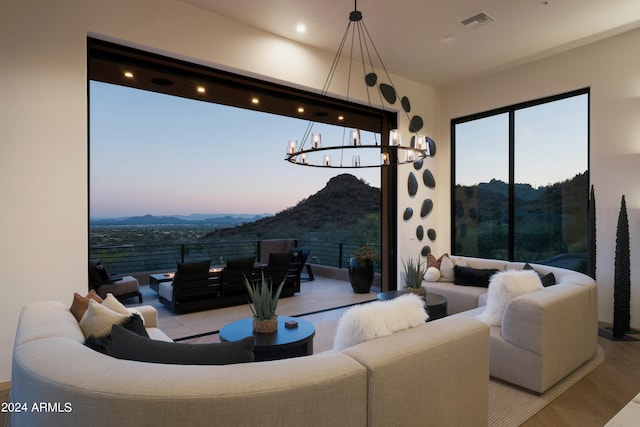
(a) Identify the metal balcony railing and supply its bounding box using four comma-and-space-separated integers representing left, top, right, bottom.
89, 239, 381, 276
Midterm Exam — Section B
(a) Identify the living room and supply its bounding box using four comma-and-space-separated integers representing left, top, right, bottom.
2, 0, 640, 425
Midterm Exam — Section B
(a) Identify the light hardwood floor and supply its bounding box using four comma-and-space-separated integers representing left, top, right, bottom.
0, 380, 9, 426
523, 327, 640, 426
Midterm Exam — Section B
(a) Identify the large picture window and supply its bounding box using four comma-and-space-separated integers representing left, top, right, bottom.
452, 89, 589, 271
87, 38, 398, 287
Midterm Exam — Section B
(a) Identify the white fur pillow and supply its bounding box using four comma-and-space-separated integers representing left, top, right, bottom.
333, 293, 428, 351
475, 270, 543, 326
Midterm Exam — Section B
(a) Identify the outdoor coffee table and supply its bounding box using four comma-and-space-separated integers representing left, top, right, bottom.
219, 316, 315, 361
376, 290, 447, 321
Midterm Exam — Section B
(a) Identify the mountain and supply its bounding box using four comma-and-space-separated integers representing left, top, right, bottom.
203, 174, 380, 240
90, 213, 269, 226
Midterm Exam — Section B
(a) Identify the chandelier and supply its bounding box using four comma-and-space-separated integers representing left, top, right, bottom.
285, 1, 433, 168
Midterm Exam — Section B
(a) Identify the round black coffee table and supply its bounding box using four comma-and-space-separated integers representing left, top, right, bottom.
219, 316, 315, 361
376, 290, 447, 321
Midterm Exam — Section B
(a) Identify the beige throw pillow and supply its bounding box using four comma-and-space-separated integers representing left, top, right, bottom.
79, 299, 129, 338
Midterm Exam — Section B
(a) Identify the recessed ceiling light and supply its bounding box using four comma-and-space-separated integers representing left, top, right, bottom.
296, 23, 306, 34
123, 71, 134, 78
197, 86, 206, 94
338, 115, 344, 121
297, 107, 305, 113
251, 97, 259, 104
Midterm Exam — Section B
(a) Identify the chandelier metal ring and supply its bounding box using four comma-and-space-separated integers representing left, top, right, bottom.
285, 144, 429, 168
285, 0, 436, 169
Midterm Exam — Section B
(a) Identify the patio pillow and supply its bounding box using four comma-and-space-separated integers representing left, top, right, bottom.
110, 326, 255, 365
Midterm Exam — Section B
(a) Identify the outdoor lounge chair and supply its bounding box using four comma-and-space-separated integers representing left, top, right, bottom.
88, 259, 142, 303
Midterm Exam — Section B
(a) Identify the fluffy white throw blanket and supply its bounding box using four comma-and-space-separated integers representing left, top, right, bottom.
475, 269, 543, 326
333, 293, 428, 351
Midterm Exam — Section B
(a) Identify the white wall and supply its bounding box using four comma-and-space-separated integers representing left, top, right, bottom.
438, 27, 640, 328
0, 0, 435, 381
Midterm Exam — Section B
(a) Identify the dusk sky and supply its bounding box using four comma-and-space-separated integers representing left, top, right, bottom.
455, 93, 588, 187
90, 83, 587, 219
89, 82, 381, 218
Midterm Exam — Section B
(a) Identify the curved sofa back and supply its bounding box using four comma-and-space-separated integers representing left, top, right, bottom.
10, 300, 492, 427
449, 256, 593, 285
10, 301, 367, 427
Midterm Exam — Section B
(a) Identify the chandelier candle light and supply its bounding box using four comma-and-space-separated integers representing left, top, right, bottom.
285, 0, 434, 168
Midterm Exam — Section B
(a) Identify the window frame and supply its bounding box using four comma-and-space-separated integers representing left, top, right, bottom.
450, 88, 590, 262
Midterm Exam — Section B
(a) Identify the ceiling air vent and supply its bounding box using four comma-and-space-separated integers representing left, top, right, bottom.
461, 12, 495, 29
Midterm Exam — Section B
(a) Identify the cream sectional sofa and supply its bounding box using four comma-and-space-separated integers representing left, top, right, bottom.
424, 255, 598, 393
10, 300, 489, 427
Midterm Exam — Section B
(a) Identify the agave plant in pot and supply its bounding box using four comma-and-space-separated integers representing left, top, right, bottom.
243, 272, 285, 333
348, 244, 377, 293
402, 255, 427, 297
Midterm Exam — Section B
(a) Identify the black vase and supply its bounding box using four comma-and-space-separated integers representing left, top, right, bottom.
349, 257, 374, 293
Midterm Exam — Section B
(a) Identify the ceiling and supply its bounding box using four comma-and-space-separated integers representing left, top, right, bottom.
178, 0, 640, 88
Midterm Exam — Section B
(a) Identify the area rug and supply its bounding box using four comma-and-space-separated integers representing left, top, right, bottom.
489, 345, 604, 426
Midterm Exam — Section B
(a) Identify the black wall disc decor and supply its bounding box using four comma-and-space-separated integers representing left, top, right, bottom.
403, 207, 413, 221
420, 199, 433, 218
408, 172, 418, 196
423, 169, 436, 188
427, 137, 436, 157
408, 116, 424, 133
399, 121, 438, 258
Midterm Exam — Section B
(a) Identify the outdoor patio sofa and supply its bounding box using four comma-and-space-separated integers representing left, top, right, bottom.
9, 299, 489, 427
423, 255, 598, 393
158, 253, 303, 314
